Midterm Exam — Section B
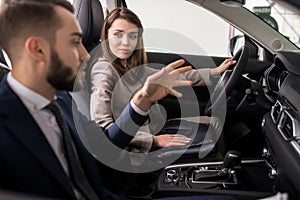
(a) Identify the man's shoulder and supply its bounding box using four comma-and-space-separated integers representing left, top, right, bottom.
0, 81, 21, 117
0, 79, 14, 102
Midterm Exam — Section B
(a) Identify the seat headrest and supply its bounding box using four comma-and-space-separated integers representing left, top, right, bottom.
73, 0, 104, 52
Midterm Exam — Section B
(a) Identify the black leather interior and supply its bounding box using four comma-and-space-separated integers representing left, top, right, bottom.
73, 0, 104, 52
71, 0, 105, 120
154, 119, 218, 162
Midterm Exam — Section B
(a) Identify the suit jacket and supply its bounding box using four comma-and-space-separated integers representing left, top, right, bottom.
0, 64, 9, 82
0, 78, 146, 199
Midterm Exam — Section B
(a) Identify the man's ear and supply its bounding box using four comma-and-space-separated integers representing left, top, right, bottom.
24, 37, 48, 62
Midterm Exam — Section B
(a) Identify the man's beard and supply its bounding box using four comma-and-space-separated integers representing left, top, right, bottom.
46, 48, 84, 92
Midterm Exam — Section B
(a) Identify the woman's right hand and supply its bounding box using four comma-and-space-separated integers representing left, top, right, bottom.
209, 58, 236, 76
132, 59, 192, 112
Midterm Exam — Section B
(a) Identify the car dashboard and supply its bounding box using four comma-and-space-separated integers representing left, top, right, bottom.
262, 51, 300, 199
151, 51, 300, 200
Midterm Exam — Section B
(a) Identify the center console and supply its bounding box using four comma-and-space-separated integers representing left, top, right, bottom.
154, 151, 276, 199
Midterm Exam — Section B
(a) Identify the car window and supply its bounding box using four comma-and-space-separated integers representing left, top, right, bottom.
126, 0, 233, 57
244, 0, 300, 48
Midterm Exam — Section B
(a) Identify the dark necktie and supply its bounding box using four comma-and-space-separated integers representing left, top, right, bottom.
46, 101, 99, 200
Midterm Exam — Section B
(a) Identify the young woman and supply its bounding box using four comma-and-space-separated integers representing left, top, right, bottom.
89, 7, 235, 153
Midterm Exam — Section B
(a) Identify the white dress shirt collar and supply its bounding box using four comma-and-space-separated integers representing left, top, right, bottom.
7, 72, 51, 112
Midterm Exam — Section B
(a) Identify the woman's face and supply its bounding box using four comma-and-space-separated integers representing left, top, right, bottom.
107, 18, 139, 61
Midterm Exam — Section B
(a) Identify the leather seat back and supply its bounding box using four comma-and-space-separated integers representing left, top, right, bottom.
73, 0, 104, 52
71, 0, 105, 119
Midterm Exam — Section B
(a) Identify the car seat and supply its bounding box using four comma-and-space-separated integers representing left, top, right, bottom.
72, 0, 104, 119
73, 0, 104, 52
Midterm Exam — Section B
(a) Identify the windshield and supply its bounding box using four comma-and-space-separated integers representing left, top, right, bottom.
243, 0, 300, 48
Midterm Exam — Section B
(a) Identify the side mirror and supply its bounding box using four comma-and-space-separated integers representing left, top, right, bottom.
230, 35, 258, 59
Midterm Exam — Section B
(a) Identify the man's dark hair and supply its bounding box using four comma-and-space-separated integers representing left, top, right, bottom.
0, 0, 74, 57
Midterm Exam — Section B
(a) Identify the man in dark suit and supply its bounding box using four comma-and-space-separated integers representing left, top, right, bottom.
0, 0, 196, 199
0, 63, 9, 81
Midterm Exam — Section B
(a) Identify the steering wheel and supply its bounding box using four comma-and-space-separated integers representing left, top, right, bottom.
205, 46, 250, 115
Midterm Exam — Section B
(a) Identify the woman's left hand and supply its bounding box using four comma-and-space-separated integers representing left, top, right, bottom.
153, 134, 191, 148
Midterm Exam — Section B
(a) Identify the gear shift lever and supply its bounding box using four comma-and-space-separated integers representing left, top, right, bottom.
193, 150, 241, 182
221, 150, 241, 175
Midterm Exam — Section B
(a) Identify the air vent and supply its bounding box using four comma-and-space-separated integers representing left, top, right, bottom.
278, 110, 296, 141
277, 71, 288, 89
271, 101, 282, 123
271, 100, 288, 124
283, 114, 293, 138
